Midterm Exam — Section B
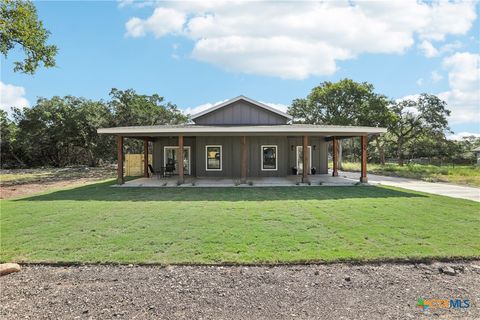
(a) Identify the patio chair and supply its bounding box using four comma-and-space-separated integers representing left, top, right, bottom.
148, 164, 161, 179
164, 162, 175, 177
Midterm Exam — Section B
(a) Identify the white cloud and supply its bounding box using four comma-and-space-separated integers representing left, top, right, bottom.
125, 7, 185, 38
431, 70, 443, 82
438, 52, 480, 125
447, 132, 480, 141
416, 78, 424, 86
0, 81, 30, 114
419, 40, 439, 58
124, 1, 477, 79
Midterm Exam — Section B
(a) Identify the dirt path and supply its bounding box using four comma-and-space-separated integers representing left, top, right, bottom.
1, 261, 479, 319
0, 167, 115, 199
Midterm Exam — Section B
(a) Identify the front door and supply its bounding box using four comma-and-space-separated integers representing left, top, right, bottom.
296, 146, 312, 174
164, 146, 191, 175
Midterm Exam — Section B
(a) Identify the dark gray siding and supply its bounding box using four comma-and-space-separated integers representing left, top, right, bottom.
194, 100, 288, 125
152, 137, 196, 176
195, 136, 241, 177
152, 135, 329, 177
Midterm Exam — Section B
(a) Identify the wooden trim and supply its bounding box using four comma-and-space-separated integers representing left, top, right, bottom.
302, 135, 309, 182
360, 135, 368, 183
143, 138, 149, 177
332, 137, 339, 177
117, 135, 124, 184
241, 136, 247, 184
177, 135, 184, 184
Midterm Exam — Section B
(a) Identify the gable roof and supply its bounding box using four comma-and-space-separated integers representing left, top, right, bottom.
190, 95, 293, 120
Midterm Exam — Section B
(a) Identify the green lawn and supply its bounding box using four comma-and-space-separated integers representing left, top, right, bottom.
1, 180, 479, 264
340, 162, 480, 187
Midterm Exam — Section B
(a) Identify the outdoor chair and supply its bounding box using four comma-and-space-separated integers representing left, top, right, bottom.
164, 162, 175, 177
148, 164, 161, 179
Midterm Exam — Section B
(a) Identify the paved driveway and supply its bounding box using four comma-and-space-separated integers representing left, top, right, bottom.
339, 170, 480, 202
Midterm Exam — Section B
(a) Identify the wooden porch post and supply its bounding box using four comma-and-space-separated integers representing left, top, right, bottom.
360, 135, 368, 183
177, 135, 184, 184
332, 137, 339, 177
117, 135, 124, 185
143, 138, 149, 178
241, 136, 247, 184
302, 135, 309, 183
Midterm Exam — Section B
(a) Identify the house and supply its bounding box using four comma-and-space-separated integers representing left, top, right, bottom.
97, 95, 387, 185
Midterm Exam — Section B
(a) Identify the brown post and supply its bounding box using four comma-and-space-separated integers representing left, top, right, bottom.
360, 135, 368, 183
302, 135, 309, 183
177, 135, 184, 184
240, 136, 247, 184
117, 135, 124, 185
332, 137, 339, 177
143, 138, 149, 178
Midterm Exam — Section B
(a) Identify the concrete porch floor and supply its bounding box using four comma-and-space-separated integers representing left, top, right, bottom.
116, 174, 361, 187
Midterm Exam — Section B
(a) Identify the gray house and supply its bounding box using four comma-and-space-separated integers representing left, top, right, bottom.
98, 96, 386, 184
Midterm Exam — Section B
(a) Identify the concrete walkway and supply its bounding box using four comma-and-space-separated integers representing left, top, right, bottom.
339, 170, 480, 202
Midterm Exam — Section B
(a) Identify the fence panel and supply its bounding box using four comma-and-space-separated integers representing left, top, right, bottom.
125, 154, 153, 176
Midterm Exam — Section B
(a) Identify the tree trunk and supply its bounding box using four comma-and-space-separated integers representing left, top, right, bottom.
375, 137, 385, 165
397, 140, 404, 166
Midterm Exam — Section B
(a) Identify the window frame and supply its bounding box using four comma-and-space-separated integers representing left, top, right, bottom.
261, 145, 278, 171
205, 145, 223, 171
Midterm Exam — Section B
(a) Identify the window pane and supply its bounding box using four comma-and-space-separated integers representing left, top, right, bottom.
207, 146, 221, 170
263, 146, 277, 170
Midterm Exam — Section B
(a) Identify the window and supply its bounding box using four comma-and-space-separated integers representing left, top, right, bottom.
261, 145, 278, 171
206, 145, 222, 171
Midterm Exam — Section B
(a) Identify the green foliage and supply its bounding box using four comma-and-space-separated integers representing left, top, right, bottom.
2, 183, 479, 264
2, 89, 188, 168
0, 0, 58, 74
388, 94, 451, 165
288, 78, 392, 127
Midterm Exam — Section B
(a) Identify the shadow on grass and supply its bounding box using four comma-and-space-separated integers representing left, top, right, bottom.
16, 180, 426, 202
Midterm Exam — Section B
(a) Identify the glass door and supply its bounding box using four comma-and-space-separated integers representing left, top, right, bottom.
164, 146, 191, 175
296, 146, 312, 174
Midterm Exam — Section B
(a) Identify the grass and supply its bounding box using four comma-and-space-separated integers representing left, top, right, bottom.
340, 162, 480, 187
1, 180, 479, 265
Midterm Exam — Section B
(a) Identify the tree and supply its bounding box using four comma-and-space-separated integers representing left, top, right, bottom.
288, 79, 393, 164
7, 89, 189, 168
0, 0, 58, 74
0, 110, 24, 167
109, 88, 187, 127
388, 94, 451, 165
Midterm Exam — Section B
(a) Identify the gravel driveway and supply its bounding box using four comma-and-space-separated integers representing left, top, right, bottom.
1, 261, 479, 319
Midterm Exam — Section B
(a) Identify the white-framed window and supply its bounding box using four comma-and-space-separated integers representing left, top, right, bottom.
206, 145, 222, 171
261, 145, 278, 171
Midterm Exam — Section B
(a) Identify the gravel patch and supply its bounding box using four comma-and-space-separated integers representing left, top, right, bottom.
1, 261, 479, 319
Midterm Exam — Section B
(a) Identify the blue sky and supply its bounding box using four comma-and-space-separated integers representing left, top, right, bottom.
1, 1, 479, 138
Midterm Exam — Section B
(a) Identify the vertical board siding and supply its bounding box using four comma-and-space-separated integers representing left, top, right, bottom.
152, 135, 329, 178
194, 100, 288, 125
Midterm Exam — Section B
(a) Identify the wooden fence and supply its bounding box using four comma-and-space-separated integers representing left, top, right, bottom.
125, 154, 152, 176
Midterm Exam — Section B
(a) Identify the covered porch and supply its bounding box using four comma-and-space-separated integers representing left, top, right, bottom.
115, 172, 361, 187
113, 134, 371, 186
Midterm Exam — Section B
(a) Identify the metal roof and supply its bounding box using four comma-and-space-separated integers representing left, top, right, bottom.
190, 95, 293, 120
97, 124, 387, 136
